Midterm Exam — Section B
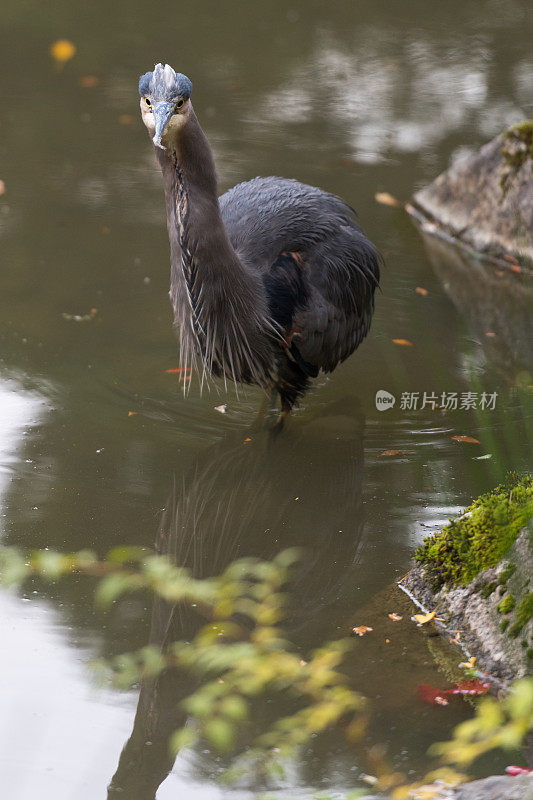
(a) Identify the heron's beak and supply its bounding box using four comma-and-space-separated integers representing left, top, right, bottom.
152, 102, 175, 150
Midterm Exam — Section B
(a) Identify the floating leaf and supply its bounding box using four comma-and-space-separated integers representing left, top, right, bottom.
243, 437, 252, 444
78, 75, 99, 88
485, 332, 496, 338
388, 613, 402, 621
375, 192, 400, 207
415, 287, 428, 296
458, 656, 476, 670
418, 684, 449, 706
0, 180, 5, 196
418, 678, 489, 706
50, 39, 76, 64
392, 339, 413, 347
352, 625, 373, 637
128, 411, 136, 417
214, 404, 227, 414
473, 453, 492, 461
62, 308, 98, 322
360, 774, 378, 785
413, 611, 436, 625
452, 435, 481, 444
379, 450, 414, 457
165, 367, 191, 374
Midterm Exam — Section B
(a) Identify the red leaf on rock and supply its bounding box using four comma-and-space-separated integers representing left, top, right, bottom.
448, 679, 490, 696
418, 678, 489, 705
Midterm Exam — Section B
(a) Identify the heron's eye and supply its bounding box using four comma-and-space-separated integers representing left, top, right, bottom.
144, 98, 152, 110
174, 99, 185, 113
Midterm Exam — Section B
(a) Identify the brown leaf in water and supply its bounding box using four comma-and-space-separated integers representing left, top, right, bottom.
352, 625, 373, 637
415, 287, 428, 296
392, 339, 413, 347
0, 180, 5, 196
511, 265, 522, 274
243, 437, 252, 444
375, 192, 400, 207
214, 405, 227, 414
504, 254, 519, 265
78, 75, 99, 88
128, 411, 136, 417
379, 450, 414, 457
165, 367, 191, 374
485, 332, 496, 338
388, 613, 402, 621
452, 435, 481, 444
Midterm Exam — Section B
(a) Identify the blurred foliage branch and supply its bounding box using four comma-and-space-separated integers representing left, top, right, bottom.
0, 545, 367, 781
1, 544, 533, 797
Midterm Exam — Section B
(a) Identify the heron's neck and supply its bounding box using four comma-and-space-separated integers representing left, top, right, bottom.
155, 108, 273, 385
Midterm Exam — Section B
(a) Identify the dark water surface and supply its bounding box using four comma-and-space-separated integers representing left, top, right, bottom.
1, 1, 532, 797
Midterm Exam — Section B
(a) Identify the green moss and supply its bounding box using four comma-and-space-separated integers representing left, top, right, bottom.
509, 593, 533, 639
480, 581, 497, 599
498, 563, 516, 586
498, 594, 516, 614
527, 649, 533, 659
500, 121, 533, 197
415, 473, 533, 590
500, 619, 509, 633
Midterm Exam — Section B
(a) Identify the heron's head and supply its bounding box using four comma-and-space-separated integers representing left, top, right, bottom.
139, 63, 192, 150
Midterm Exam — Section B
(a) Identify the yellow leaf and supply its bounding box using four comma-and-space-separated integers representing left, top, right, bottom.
388, 612, 402, 621
375, 192, 400, 207
459, 656, 476, 670
415, 286, 428, 296
392, 338, 414, 347
50, 39, 76, 64
413, 611, 436, 625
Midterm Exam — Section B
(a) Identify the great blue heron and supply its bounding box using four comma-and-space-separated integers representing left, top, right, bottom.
139, 63, 380, 418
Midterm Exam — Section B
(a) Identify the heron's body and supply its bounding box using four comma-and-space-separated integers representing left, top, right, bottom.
140, 64, 380, 414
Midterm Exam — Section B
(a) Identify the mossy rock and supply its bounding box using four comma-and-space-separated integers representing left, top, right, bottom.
497, 594, 516, 614
415, 473, 533, 590
410, 122, 533, 266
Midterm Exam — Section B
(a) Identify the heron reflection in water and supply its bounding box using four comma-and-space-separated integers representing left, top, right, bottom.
138, 63, 380, 422
108, 402, 367, 798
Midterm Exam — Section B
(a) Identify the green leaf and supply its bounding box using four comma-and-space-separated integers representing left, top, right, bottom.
204, 718, 235, 752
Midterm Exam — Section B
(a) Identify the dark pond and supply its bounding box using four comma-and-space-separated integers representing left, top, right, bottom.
0, 0, 532, 797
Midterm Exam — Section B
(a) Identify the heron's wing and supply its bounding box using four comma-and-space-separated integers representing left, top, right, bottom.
220, 177, 380, 373
292, 225, 379, 372
220, 176, 358, 272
